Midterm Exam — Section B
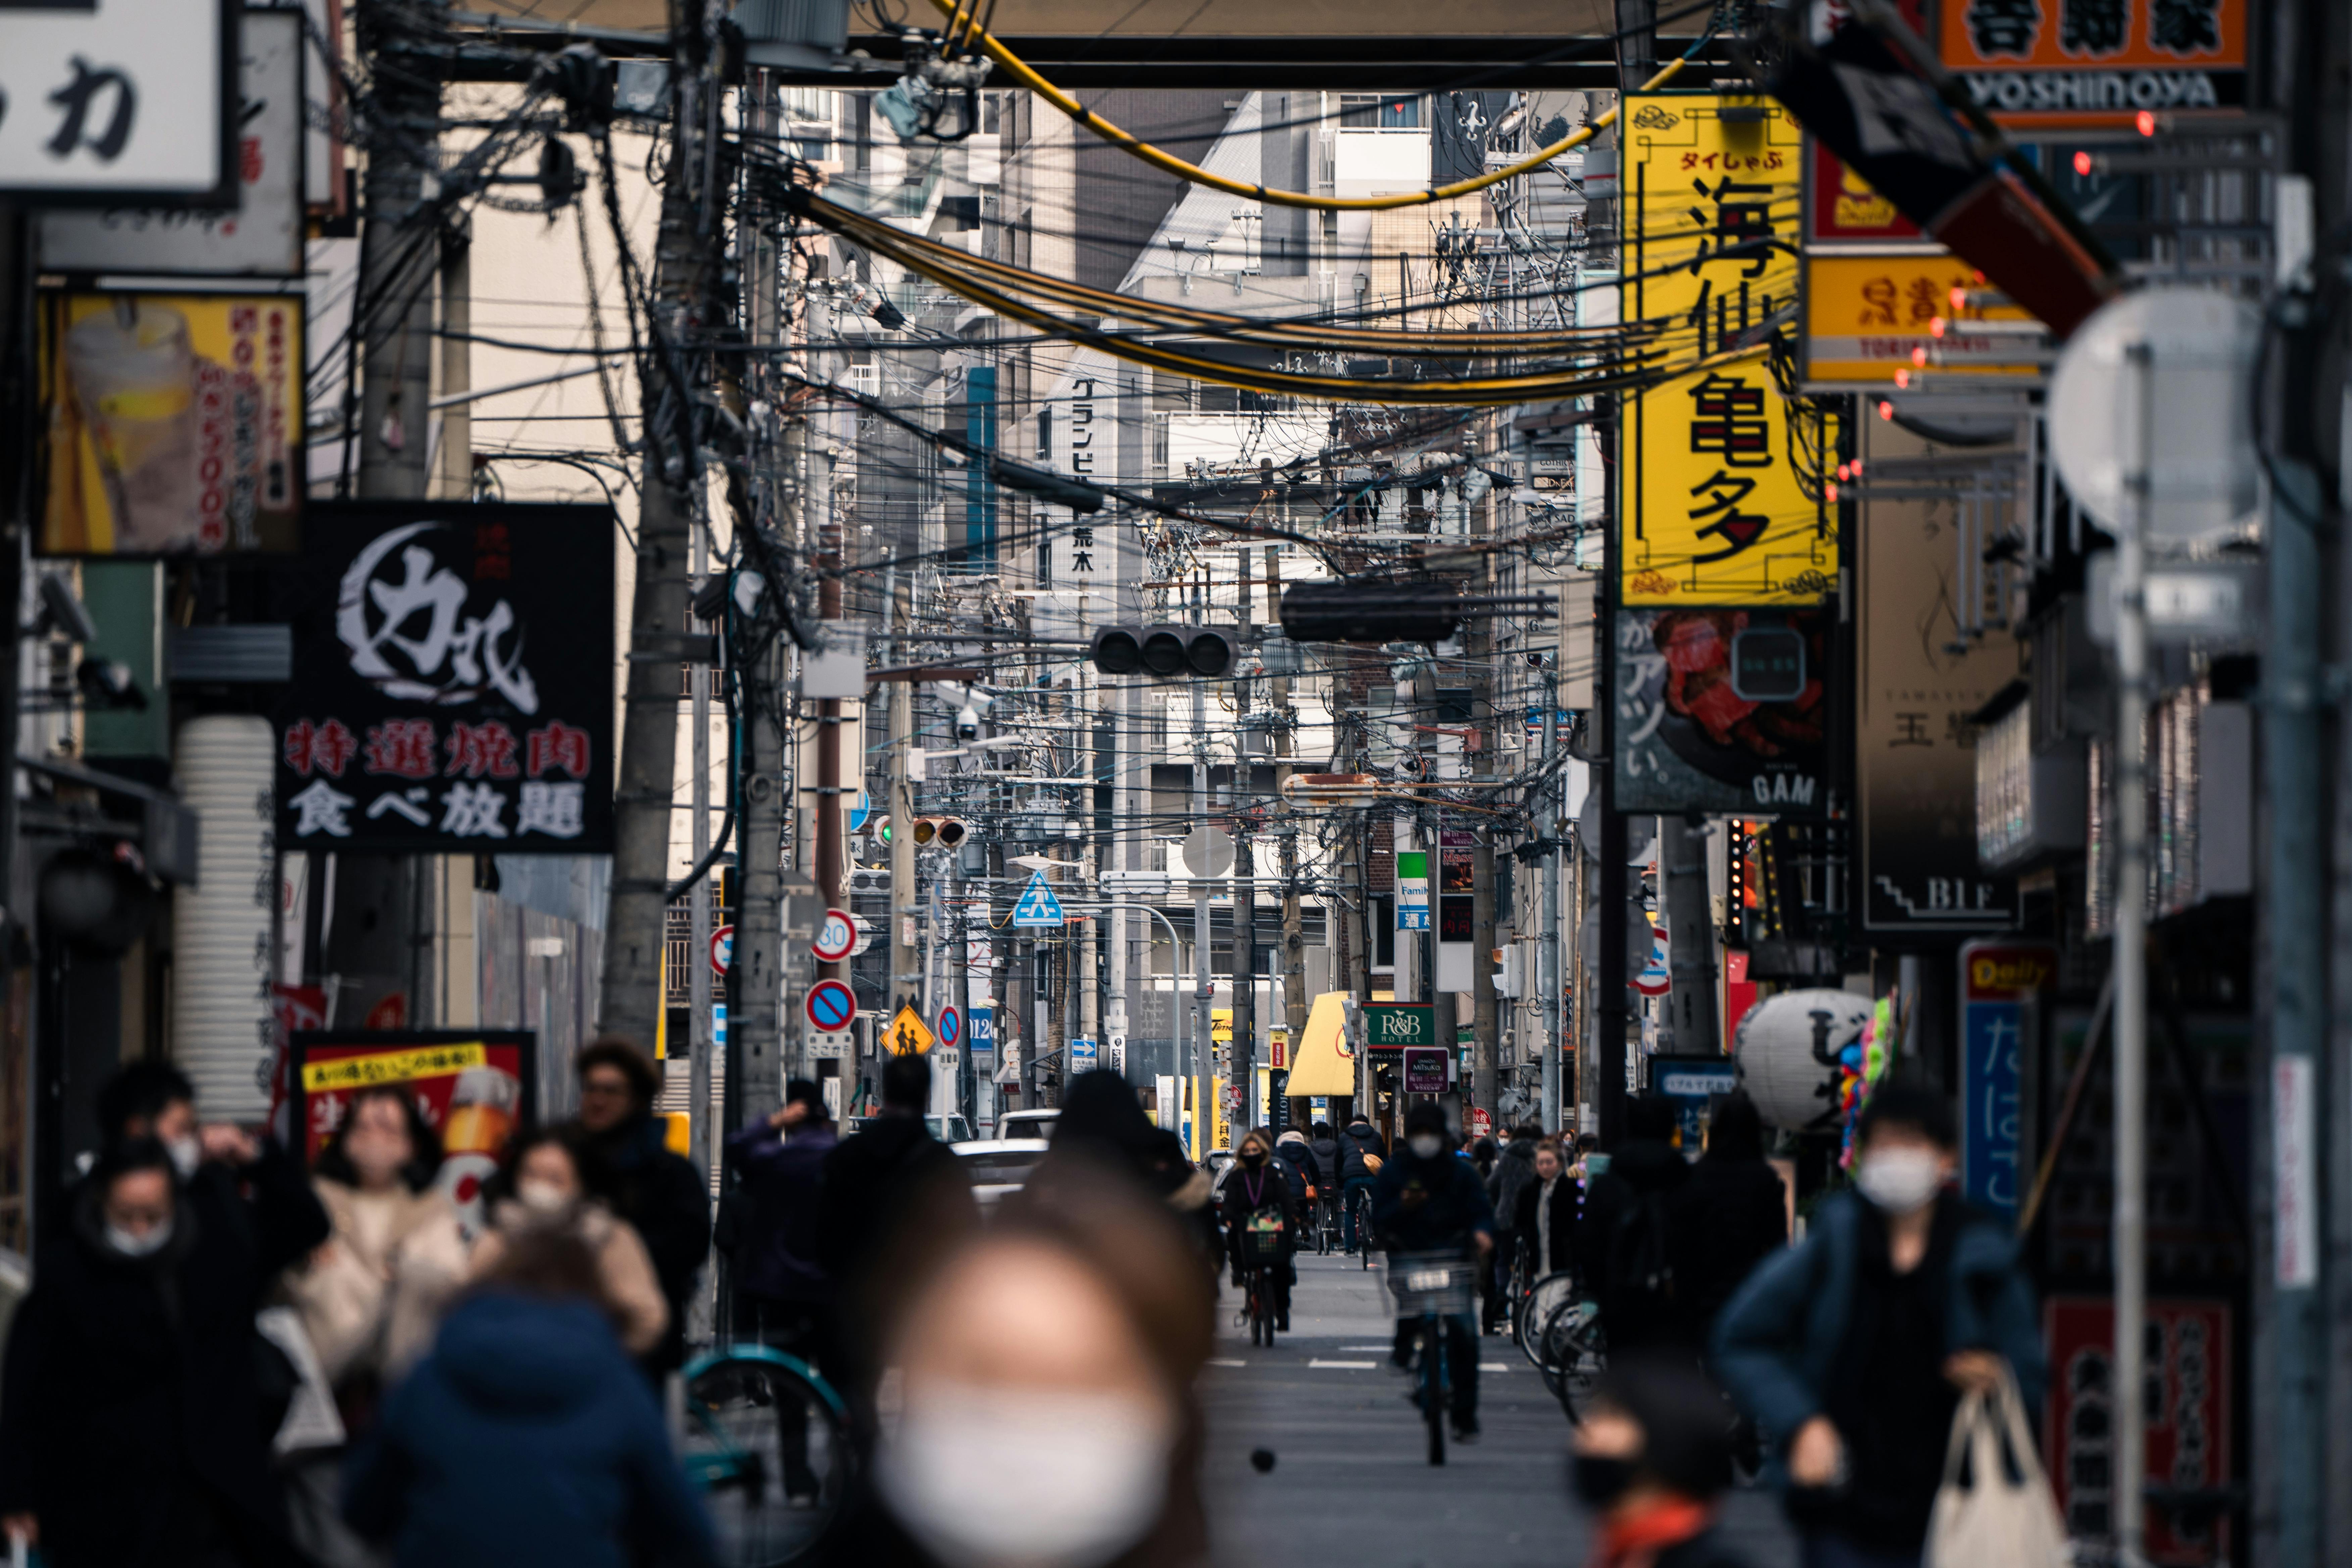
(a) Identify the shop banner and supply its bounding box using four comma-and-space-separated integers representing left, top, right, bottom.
293, 1030, 535, 1236
277, 501, 616, 853
1613, 606, 1832, 818
2045, 1296, 2232, 1564
1395, 849, 1430, 930
40, 290, 303, 554
1619, 95, 1833, 609
1803, 252, 2039, 383
1958, 942, 2054, 1218
1941, 0, 2247, 130
0, 0, 235, 203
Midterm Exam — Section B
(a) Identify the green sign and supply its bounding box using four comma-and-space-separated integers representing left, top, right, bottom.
1364, 1003, 1434, 1050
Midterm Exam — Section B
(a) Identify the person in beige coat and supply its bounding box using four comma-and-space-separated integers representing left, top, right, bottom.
282, 1086, 472, 1392
467, 1126, 669, 1360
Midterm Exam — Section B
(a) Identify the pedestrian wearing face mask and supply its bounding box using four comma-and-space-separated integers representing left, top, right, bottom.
0, 1139, 321, 1568
851, 1156, 1216, 1568
1370, 1101, 1498, 1443
567, 1038, 712, 1375
1221, 1129, 1299, 1330
1569, 1355, 1755, 1568
276, 1086, 471, 1566
1710, 1083, 2045, 1568
466, 1127, 668, 1360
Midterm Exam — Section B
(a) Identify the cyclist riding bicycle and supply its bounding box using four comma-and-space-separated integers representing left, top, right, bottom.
1221, 1130, 1298, 1331
1338, 1115, 1388, 1251
1372, 1102, 1498, 1443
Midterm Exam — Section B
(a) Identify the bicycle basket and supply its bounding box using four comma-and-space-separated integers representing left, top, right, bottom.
1384, 1251, 1477, 1317
1238, 1210, 1287, 1265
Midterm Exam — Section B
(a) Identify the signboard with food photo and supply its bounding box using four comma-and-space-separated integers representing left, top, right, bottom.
1613, 606, 1834, 818
293, 1030, 535, 1237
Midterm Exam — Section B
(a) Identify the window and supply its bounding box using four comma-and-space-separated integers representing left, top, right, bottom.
1340, 94, 1422, 129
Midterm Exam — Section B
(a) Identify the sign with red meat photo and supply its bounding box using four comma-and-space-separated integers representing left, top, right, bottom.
1612, 606, 1831, 818
276, 501, 615, 854
294, 1030, 536, 1237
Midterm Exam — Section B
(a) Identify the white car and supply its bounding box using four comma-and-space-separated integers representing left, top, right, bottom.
845, 1114, 974, 1144
996, 1108, 1060, 1142
953, 1138, 1052, 1207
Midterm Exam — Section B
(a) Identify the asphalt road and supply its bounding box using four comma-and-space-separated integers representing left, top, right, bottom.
1199, 1252, 1802, 1568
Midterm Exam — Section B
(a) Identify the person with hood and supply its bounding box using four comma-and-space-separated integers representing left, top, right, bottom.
344, 1224, 718, 1568
1273, 1125, 1319, 1205
1483, 1124, 1542, 1330
1711, 1083, 2045, 1568
0, 1137, 324, 1568
1307, 1121, 1342, 1238
466, 1127, 668, 1359
1370, 1102, 1498, 1443
722, 1076, 839, 1345
569, 1037, 711, 1374
1667, 1092, 1788, 1347
1571, 1355, 1755, 1568
1337, 1113, 1387, 1251
1578, 1091, 1694, 1354
1220, 1129, 1299, 1330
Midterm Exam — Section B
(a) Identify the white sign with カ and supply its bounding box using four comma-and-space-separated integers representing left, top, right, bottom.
0, 0, 234, 201
40, 9, 304, 275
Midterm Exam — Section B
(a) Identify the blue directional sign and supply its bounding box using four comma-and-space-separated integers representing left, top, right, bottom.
938, 1004, 963, 1049
970, 1009, 995, 1063
849, 791, 872, 831
1010, 870, 1066, 929
1070, 1036, 1098, 1071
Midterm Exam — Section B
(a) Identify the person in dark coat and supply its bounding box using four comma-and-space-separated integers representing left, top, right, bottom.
1571, 1355, 1756, 1568
1578, 1091, 1694, 1354
0, 1134, 328, 1568
1668, 1091, 1788, 1346
1514, 1137, 1580, 1278
1370, 1102, 1498, 1440
817, 1054, 979, 1424
344, 1226, 717, 1568
1336, 1115, 1387, 1251
722, 1077, 838, 1345
1271, 1127, 1317, 1207
570, 1037, 712, 1375
1483, 1126, 1541, 1329
1220, 1129, 1299, 1329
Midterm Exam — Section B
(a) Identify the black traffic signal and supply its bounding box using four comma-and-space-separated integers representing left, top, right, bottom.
1280, 579, 1463, 645
1089, 624, 1234, 679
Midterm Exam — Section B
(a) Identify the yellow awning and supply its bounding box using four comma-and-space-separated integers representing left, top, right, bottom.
1280, 992, 1357, 1097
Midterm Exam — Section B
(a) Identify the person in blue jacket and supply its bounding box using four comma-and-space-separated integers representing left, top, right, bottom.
1372, 1100, 1498, 1443
344, 1225, 717, 1568
1709, 1083, 2046, 1568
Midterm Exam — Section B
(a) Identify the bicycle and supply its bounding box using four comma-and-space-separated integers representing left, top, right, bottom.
1237, 1209, 1285, 1345
1384, 1248, 1478, 1466
1516, 1268, 1580, 1370
680, 1344, 853, 1566
1532, 1293, 1608, 1425
1315, 1192, 1343, 1256
1351, 1187, 1377, 1270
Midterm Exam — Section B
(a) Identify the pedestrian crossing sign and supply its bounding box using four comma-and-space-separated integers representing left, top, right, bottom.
1011, 870, 1066, 928
886, 1005, 936, 1057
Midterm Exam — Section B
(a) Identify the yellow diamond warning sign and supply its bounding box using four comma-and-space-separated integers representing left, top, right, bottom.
885, 1005, 936, 1057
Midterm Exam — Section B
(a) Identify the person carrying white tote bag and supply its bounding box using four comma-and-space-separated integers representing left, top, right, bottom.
1926, 1361, 2070, 1567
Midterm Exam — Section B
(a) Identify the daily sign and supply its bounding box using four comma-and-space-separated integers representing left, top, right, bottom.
278, 503, 616, 854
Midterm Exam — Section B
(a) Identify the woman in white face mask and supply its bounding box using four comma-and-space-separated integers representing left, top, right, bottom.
863, 1161, 1217, 1568
464, 1127, 669, 1359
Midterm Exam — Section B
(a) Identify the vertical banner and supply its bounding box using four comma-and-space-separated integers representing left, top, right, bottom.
1395, 849, 1430, 930
277, 502, 616, 854
1858, 421, 2018, 931
1957, 942, 2054, 1219
2045, 1296, 2233, 1563
1620, 95, 1831, 607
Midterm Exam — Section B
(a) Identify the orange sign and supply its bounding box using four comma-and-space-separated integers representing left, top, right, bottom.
1940, 0, 2247, 129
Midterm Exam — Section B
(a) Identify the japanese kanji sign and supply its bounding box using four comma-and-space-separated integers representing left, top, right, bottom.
0, 0, 235, 204
1613, 607, 1833, 818
1943, 0, 2246, 129
1619, 96, 1834, 607
293, 1030, 535, 1237
278, 502, 616, 853
1802, 254, 2038, 384
1959, 942, 2055, 1218
39, 291, 304, 555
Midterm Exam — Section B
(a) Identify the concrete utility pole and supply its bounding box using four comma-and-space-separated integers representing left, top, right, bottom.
599, 0, 716, 1049
889, 583, 917, 1017
1468, 533, 1498, 1122
1540, 689, 1562, 1132
1192, 681, 1213, 1151
1231, 551, 1256, 1134
1268, 546, 1307, 1118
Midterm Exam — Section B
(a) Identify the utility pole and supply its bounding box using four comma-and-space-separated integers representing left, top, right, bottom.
889, 582, 917, 1019
599, 0, 715, 1049
1269, 546, 1306, 1119
1231, 551, 1256, 1134
1468, 518, 1498, 1123
1192, 681, 1213, 1153
1540, 688, 1562, 1133
1595, 394, 1629, 1143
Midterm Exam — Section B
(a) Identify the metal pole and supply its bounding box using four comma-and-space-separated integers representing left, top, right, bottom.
688, 521, 713, 1180
2110, 342, 2152, 1568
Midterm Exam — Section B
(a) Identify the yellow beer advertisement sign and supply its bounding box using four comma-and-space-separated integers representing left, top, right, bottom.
1620, 96, 1833, 607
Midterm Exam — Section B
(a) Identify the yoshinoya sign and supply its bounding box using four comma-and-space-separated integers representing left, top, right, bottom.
1941, 0, 2247, 130
277, 503, 615, 853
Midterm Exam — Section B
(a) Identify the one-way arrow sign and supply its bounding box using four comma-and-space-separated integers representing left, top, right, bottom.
1011, 870, 1067, 928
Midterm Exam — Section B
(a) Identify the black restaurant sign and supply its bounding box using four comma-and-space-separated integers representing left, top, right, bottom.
277, 502, 615, 854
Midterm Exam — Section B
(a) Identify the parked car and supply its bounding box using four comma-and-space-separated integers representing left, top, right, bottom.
952, 1139, 1052, 1207
846, 1114, 974, 1143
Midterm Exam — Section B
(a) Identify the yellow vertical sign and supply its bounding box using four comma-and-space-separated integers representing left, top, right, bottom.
1620, 96, 1831, 606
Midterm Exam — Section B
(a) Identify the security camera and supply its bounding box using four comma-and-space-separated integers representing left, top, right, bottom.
956, 704, 981, 740
37, 575, 98, 645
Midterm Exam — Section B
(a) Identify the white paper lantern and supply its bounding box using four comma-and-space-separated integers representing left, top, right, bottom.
1731, 988, 1873, 1132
